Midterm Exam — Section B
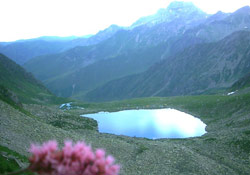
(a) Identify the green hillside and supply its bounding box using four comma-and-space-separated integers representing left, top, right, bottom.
0, 53, 63, 104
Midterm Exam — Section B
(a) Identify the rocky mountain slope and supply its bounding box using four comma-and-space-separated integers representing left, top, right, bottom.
85, 31, 250, 101
183, 6, 250, 42
231, 72, 250, 90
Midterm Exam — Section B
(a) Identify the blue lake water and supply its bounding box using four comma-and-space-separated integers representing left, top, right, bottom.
82, 109, 206, 139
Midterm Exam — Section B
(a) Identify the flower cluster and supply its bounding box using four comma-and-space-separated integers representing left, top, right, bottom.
29, 140, 120, 175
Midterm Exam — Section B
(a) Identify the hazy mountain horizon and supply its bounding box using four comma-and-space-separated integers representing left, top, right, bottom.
2, 1, 250, 42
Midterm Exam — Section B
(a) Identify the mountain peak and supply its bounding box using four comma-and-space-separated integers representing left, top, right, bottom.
132, 1, 206, 28
205, 11, 230, 24
167, 1, 196, 10
165, 1, 205, 18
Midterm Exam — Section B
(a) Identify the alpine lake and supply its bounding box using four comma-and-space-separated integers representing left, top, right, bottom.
81, 108, 206, 139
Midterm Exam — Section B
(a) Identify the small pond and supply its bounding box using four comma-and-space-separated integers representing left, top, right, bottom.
82, 108, 206, 139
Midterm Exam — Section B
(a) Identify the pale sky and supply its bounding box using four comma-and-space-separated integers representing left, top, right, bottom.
0, 0, 250, 42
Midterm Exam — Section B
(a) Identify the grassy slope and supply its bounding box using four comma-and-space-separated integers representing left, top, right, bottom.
1, 89, 250, 174
0, 145, 33, 175
0, 53, 66, 105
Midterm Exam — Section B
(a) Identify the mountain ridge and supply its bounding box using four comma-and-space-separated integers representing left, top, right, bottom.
0, 25, 122, 65
85, 30, 250, 101
23, 2, 211, 98
19, 3, 250, 101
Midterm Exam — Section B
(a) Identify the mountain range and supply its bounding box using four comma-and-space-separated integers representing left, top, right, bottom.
85, 31, 250, 101
2, 48, 250, 174
3, 1, 250, 102
0, 24, 121, 65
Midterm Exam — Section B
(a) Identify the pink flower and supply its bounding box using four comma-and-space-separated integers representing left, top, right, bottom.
29, 140, 120, 175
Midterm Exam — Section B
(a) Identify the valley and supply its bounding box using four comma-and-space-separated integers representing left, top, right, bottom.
1, 89, 250, 174
23, 4, 250, 101
1, 1, 250, 174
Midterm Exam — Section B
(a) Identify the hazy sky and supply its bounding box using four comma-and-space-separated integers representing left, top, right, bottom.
0, 0, 250, 42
